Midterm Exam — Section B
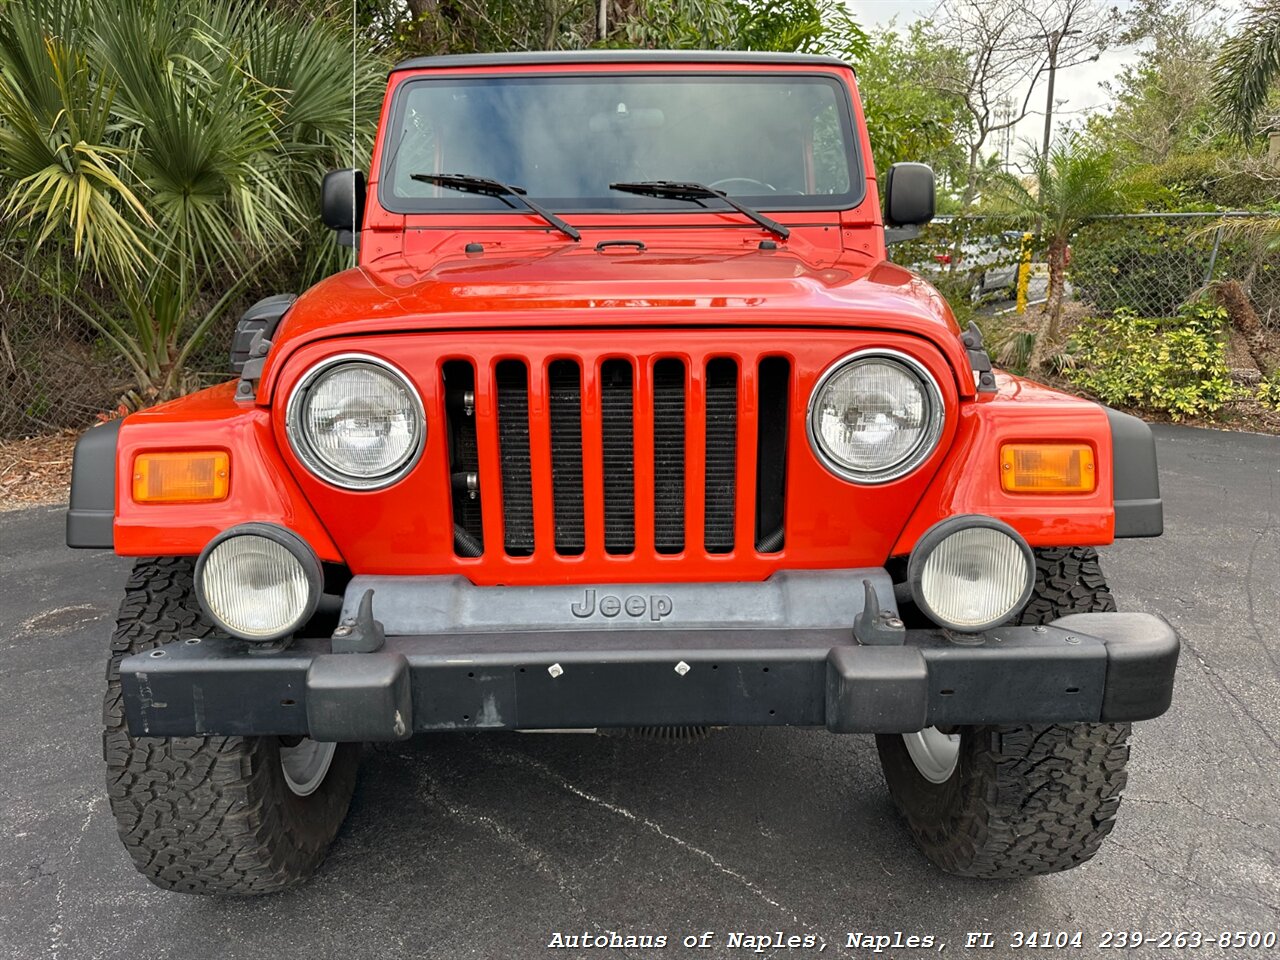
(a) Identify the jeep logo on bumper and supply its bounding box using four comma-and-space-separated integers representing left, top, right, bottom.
571, 589, 673, 621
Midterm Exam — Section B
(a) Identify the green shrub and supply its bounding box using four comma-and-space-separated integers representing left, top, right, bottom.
1066, 300, 1241, 420
1260, 373, 1280, 410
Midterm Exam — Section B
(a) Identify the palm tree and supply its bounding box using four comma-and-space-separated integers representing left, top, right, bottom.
1213, 0, 1280, 141
0, 0, 386, 402
991, 136, 1127, 376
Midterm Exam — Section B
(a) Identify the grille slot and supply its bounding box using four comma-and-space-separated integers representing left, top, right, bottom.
704, 358, 738, 554
652, 358, 686, 554
548, 360, 585, 556
601, 359, 636, 555
495, 360, 534, 557
755, 357, 790, 552
443, 360, 483, 556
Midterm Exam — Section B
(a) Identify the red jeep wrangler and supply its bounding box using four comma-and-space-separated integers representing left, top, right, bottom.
67, 51, 1176, 895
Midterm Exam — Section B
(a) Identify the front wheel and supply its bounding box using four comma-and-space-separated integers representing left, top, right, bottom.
877, 546, 1130, 878
876, 722, 1130, 878
104, 557, 360, 895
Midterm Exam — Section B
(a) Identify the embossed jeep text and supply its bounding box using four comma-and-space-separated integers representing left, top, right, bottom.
571, 589, 674, 621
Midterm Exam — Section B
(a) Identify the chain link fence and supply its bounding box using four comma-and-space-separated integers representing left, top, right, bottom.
890, 211, 1280, 378
0, 258, 254, 441
0, 259, 120, 441
891, 212, 1280, 324
3, 212, 1279, 440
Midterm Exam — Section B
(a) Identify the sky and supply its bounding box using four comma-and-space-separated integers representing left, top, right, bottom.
846, 0, 1238, 162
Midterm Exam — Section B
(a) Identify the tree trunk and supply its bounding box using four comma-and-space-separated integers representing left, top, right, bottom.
1215, 279, 1277, 377
1027, 238, 1068, 377
1041, 34, 1060, 163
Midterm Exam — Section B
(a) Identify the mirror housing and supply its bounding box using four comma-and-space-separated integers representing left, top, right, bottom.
321, 169, 366, 247
884, 162, 935, 228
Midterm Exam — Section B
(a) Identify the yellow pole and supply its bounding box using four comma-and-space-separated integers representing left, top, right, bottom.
1015, 231, 1033, 314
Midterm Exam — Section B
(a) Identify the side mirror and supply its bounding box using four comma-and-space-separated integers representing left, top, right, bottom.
884, 162, 935, 227
321, 169, 366, 247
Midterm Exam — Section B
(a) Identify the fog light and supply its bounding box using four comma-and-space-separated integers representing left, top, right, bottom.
194, 524, 322, 641
908, 516, 1034, 632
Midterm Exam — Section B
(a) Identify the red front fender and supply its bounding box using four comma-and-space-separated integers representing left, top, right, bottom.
893, 373, 1115, 555
112, 382, 342, 561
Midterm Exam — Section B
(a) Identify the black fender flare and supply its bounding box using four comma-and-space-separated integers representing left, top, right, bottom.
66, 419, 120, 549
1106, 407, 1162, 538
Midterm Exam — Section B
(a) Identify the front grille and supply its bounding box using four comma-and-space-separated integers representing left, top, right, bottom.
452, 353, 790, 559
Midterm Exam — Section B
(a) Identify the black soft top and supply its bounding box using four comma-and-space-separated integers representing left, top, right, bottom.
391, 49, 850, 73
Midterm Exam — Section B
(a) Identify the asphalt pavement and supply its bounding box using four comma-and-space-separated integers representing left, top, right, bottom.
1, 424, 1277, 959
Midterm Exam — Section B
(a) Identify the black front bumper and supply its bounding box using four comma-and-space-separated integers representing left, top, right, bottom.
120, 611, 1178, 741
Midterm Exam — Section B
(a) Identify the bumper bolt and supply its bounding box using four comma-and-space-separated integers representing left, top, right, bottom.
1065, 635, 1080, 644
148, 649, 166, 658
548, 663, 564, 678
1032, 625, 1047, 634
674, 660, 691, 676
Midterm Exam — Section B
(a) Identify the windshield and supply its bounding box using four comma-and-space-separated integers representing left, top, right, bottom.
380, 74, 861, 214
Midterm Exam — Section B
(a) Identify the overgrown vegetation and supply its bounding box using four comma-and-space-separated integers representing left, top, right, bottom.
1260, 371, 1280, 408
1066, 300, 1241, 420
0, 0, 386, 405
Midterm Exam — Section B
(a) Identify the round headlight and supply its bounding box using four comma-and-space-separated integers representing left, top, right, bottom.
807, 350, 944, 484
286, 354, 424, 490
195, 524, 322, 641
908, 516, 1034, 632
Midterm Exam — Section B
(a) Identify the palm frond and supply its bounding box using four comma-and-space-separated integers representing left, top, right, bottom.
0, 0, 393, 401
0, 20, 152, 276
1212, 0, 1280, 142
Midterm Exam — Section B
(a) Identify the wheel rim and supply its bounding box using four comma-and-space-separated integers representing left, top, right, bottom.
902, 727, 961, 784
279, 738, 337, 797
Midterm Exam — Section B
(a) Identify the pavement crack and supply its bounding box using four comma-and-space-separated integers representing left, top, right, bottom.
492, 748, 809, 927
1242, 519, 1280, 680
1110, 841, 1280, 913
1126, 794, 1259, 832
1179, 634, 1280, 757
415, 772, 584, 905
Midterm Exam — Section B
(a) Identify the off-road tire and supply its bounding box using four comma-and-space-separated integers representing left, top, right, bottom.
104, 557, 360, 895
876, 546, 1131, 878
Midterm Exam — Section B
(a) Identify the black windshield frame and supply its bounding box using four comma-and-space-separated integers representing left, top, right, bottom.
378, 71, 866, 217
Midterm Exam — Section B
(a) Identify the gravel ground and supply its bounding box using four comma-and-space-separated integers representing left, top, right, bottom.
1, 424, 1277, 960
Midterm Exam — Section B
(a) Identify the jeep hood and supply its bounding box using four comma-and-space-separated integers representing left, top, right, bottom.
264, 246, 969, 394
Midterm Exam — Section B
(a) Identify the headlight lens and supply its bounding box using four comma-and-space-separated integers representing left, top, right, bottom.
807, 351, 944, 483
287, 356, 424, 489
908, 517, 1034, 631
196, 526, 321, 641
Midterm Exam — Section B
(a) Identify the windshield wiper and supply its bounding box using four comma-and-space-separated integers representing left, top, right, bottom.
410, 173, 580, 241
609, 181, 789, 240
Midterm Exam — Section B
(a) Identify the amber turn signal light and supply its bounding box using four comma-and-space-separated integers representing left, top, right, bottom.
1000, 443, 1095, 493
133, 451, 230, 503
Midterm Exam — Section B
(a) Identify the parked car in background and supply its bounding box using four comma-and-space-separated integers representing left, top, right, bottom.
915, 231, 1068, 303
